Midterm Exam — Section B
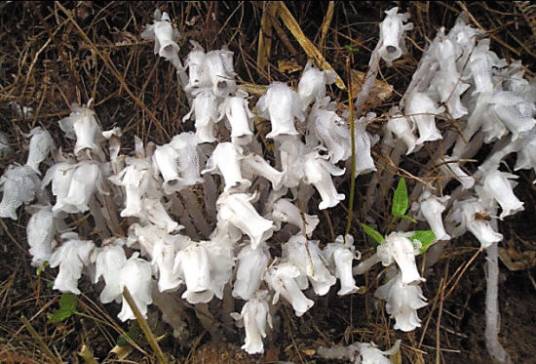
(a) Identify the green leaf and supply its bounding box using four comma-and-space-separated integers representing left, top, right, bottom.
360, 223, 385, 244
400, 214, 417, 223
410, 230, 437, 253
48, 293, 78, 323
391, 177, 409, 218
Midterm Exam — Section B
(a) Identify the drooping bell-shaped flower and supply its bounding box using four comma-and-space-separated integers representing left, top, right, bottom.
26, 205, 56, 266
440, 156, 475, 190
233, 244, 271, 301
478, 169, 524, 219
375, 273, 427, 332
283, 235, 336, 296
205, 49, 237, 97
49, 233, 94, 294
203, 142, 251, 192
216, 192, 274, 249
25, 127, 55, 174
117, 253, 153, 321
489, 91, 536, 141
138, 198, 181, 233
406, 92, 444, 145
449, 198, 503, 248
378, 7, 413, 66
183, 89, 220, 143
323, 235, 359, 296
232, 291, 272, 355
303, 151, 345, 210
298, 61, 335, 110
185, 42, 211, 91
61, 161, 104, 213
219, 92, 254, 145
241, 153, 284, 190
173, 242, 212, 304
141, 10, 180, 62
354, 114, 379, 175
0, 165, 40, 220
357, 341, 401, 364
307, 105, 350, 163
151, 238, 182, 292
256, 82, 305, 139
514, 131, 536, 174
265, 261, 314, 317
0, 131, 12, 158
152, 143, 181, 194
377, 232, 423, 285
271, 198, 319, 237
94, 243, 127, 304
386, 113, 417, 155
42, 161, 76, 213
169, 132, 203, 188
278, 136, 306, 188
59, 104, 103, 156
467, 39, 504, 95
204, 239, 235, 300
415, 190, 450, 241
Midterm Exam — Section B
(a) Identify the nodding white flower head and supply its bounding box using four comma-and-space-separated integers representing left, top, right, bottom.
415, 190, 451, 241
354, 114, 379, 175
141, 10, 180, 63
232, 291, 272, 355
256, 82, 305, 139
117, 253, 153, 321
307, 105, 350, 163
386, 113, 417, 155
478, 169, 524, 219
42, 161, 76, 214
278, 136, 306, 188
151, 238, 185, 292
468, 39, 504, 95
102, 127, 122, 161
303, 151, 345, 210
298, 61, 336, 110
377, 232, 423, 285
60, 161, 105, 213
406, 92, 444, 145
378, 7, 413, 66
152, 143, 181, 194
375, 273, 427, 332
271, 198, 319, 237
205, 49, 237, 97
233, 244, 271, 301
137, 198, 182, 233
219, 92, 254, 145
25, 127, 55, 174
356, 341, 401, 364
185, 42, 211, 91
0, 165, 40, 220
27, 205, 56, 267
449, 198, 503, 248
515, 131, 536, 174
203, 142, 251, 192
241, 153, 284, 191
216, 192, 274, 249
128, 222, 188, 257
59, 103, 103, 156
94, 242, 127, 304
265, 261, 314, 317
323, 235, 360, 296
283, 235, 336, 296
49, 233, 94, 294
489, 91, 536, 141
183, 89, 221, 143
169, 132, 203, 188
440, 156, 475, 190
0, 131, 12, 158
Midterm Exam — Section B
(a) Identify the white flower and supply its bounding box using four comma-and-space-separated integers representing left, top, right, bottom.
183, 89, 221, 143
203, 142, 251, 192
377, 232, 423, 285
303, 151, 345, 210
490, 91, 536, 141
515, 131, 536, 174
415, 190, 450, 241
25, 127, 55, 174
232, 291, 272, 354
205, 49, 237, 97
0, 165, 40, 220
283, 235, 336, 296
0, 131, 12, 158
26, 205, 56, 267
271, 198, 319, 237
61, 161, 104, 213
440, 156, 475, 190
138, 198, 181, 233
151, 238, 182, 292
265, 261, 314, 317
479, 169, 524, 219
467, 39, 504, 95
59, 104, 103, 156
256, 82, 305, 139
169, 132, 203, 188
242, 153, 284, 190
375, 273, 427, 332
185, 42, 211, 91
307, 105, 350, 163
42, 162, 77, 213
49, 233, 94, 294
449, 198, 503, 248
118, 253, 153, 321
216, 192, 273, 249
354, 114, 379, 175
141, 10, 180, 62
219, 93, 254, 145
152, 143, 181, 194
357, 341, 400, 364
233, 244, 271, 301
378, 7, 413, 66
323, 235, 359, 296
298, 61, 335, 110
386, 113, 417, 154
278, 136, 306, 188
406, 92, 444, 145
94, 243, 127, 304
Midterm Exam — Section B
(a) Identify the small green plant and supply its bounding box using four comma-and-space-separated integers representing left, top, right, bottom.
48, 293, 79, 323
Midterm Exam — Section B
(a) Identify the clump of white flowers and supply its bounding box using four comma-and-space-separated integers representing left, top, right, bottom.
1, 7, 534, 362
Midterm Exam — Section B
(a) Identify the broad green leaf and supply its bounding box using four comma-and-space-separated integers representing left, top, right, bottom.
391, 177, 409, 218
410, 230, 437, 253
48, 293, 78, 323
360, 223, 385, 244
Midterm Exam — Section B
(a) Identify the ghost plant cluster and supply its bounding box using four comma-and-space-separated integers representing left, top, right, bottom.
0, 6, 534, 360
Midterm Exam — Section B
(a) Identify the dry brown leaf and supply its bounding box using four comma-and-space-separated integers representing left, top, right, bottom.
277, 59, 303, 73
499, 247, 536, 271
351, 70, 393, 110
